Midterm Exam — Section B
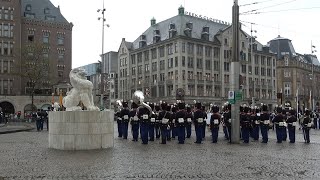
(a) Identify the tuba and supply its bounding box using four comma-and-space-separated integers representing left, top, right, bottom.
116, 99, 123, 111
132, 90, 153, 116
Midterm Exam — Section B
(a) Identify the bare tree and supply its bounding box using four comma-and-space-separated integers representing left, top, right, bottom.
18, 43, 53, 111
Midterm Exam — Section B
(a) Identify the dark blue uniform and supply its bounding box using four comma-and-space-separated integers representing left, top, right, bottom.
115, 111, 122, 137
240, 113, 251, 143
138, 107, 150, 144
223, 111, 232, 141
194, 109, 204, 144
149, 112, 156, 141
260, 112, 270, 143
175, 109, 186, 144
273, 113, 286, 143
302, 114, 312, 143
159, 109, 170, 144
185, 109, 193, 138
287, 112, 297, 143
154, 108, 161, 139
120, 107, 130, 139
129, 109, 139, 141
251, 112, 260, 141
210, 113, 221, 143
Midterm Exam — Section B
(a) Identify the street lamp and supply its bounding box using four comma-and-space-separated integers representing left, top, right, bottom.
97, 0, 110, 110
311, 42, 317, 111
249, 23, 257, 107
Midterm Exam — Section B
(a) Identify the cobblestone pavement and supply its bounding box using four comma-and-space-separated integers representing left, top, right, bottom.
0, 124, 320, 180
0, 122, 34, 134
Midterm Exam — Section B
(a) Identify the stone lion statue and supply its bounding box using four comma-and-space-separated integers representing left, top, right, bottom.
63, 68, 100, 111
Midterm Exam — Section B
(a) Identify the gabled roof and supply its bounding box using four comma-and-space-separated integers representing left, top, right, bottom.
21, 0, 69, 23
132, 14, 229, 49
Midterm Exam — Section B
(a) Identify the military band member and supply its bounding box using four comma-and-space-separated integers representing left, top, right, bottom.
171, 105, 177, 139
148, 103, 156, 141
287, 108, 297, 143
260, 104, 270, 143
185, 106, 193, 138
115, 110, 123, 138
159, 102, 170, 144
201, 105, 207, 139
223, 104, 232, 142
303, 109, 312, 143
129, 102, 140, 141
138, 104, 151, 145
251, 107, 261, 141
210, 105, 221, 143
194, 102, 204, 144
120, 101, 130, 139
241, 106, 251, 143
273, 106, 286, 143
154, 104, 161, 139
176, 102, 186, 144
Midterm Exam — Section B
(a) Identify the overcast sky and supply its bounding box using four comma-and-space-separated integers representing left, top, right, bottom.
50, 0, 320, 68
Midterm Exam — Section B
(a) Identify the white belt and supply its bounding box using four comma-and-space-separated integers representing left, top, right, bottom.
133, 116, 139, 121
187, 118, 192, 123
123, 115, 129, 120
263, 120, 270, 125
143, 114, 149, 120
307, 123, 312, 127
213, 119, 219, 125
155, 120, 160, 122
151, 118, 155, 122
117, 117, 122, 121
178, 118, 184, 123
255, 120, 260, 125
162, 118, 169, 124
197, 118, 203, 123
279, 122, 284, 126
228, 119, 231, 123
292, 122, 297, 126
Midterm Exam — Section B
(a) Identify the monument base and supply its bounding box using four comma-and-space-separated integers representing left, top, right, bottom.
48, 110, 114, 150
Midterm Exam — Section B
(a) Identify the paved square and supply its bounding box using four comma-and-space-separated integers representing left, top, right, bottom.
0, 125, 320, 179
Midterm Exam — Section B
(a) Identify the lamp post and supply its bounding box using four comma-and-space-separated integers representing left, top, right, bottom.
97, 0, 110, 110
250, 23, 257, 107
311, 42, 317, 111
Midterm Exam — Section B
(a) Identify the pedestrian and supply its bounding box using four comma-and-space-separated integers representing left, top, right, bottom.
194, 101, 204, 144
302, 109, 312, 143
260, 104, 270, 143
175, 101, 186, 144
287, 108, 297, 143
158, 102, 169, 144
148, 103, 156, 141
241, 105, 251, 144
138, 103, 151, 145
120, 101, 130, 140
273, 106, 285, 143
115, 110, 122, 138
154, 104, 161, 139
185, 106, 193, 138
129, 102, 139, 142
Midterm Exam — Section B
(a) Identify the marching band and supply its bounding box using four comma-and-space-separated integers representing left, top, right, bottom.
115, 91, 315, 145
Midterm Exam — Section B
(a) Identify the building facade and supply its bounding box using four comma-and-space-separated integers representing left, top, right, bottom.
0, 0, 72, 116
117, 6, 277, 107
269, 36, 320, 111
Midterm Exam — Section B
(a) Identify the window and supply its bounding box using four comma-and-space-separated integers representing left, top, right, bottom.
267, 68, 271, 76
205, 60, 211, 70
241, 65, 246, 73
254, 55, 259, 65
242, 42, 245, 48
160, 60, 165, 70
160, 73, 165, 81
284, 57, 289, 66
214, 74, 219, 82
197, 72, 203, 80
3, 42, 8, 55
224, 38, 228, 45
58, 48, 65, 60
57, 33, 64, 45
175, 57, 178, 67
167, 44, 173, 55
151, 48, 157, 59
182, 42, 185, 53
214, 61, 219, 71
138, 65, 142, 74
3, 25, 9, 37
137, 53, 142, 63
196, 45, 203, 56
196, 58, 202, 69
152, 62, 157, 71
187, 57, 193, 68
159, 46, 164, 57
224, 62, 229, 72
224, 74, 230, 83
284, 82, 291, 96
131, 54, 136, 64
132, 67, 136, 75
145, 64, 149, 72
174, 43, 178, 53
182, 56, 185, 67
213, 47, 219, 58
261, 56, 265, 65
182, 70, 186, 80
152, 74, 157, 84
205, 73, 211, 81
255, 67, 259, 75
187, 43, 194, 54
284, 70, 291, 77
144, 51, 149, 61
267, 57, 271, 66
43, 31, 50, 44
188, 71, 194, 80
261, 68, 265, 76
205, 46, 211, 57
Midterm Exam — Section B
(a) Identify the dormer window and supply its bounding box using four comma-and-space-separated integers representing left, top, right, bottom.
44, 8, 50, 14
169, 23, 176, 30
153, 30, 161, 43
139, 35, 146, 48
184, 22, 193, 37
169, 23, 177, 38
201, 26, 209, 41
26, 4, 32, 11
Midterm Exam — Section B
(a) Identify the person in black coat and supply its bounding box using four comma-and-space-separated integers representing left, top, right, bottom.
175, 101, 186, 144
129, 102, 139, 141
194, 102, 204, 144
120, 101, 130, 139
303, 109, 312, 143
240, 106, 251, 143
185, 106, 193, 138
158, 102, 169, 144
286, 108, 297, 143
210, 105, 221, 143
273, 106, 286, 143
148, 103, 156, 141
260, 104, 270, 143
154, 104, 161, 139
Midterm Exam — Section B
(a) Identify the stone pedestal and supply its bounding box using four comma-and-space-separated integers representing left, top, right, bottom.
48, 110, 114, 150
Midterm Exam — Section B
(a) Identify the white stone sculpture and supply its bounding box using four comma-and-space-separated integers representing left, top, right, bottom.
63, 68, 99, 111
53, 102, 60, 111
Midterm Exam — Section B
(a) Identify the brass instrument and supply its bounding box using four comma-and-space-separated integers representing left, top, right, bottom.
132, 90, 153, 116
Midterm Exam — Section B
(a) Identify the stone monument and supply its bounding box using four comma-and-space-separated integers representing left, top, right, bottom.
48, 68, 114, 150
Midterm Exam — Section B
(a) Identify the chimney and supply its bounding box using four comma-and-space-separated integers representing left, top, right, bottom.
178, 5, 185, 15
